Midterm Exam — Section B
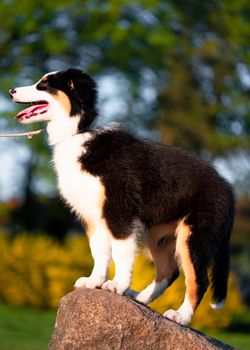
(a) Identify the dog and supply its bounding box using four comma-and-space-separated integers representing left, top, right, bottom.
9, 68, 234, 325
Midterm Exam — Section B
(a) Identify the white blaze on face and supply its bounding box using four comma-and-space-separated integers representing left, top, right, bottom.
11, 73, 73, 127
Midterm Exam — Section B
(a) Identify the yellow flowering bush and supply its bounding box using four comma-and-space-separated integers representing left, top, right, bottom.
0, 233, 93, 308
0, 233, 244, 330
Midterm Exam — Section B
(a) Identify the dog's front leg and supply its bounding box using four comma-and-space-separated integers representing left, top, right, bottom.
74, 223, 111, 289
102, 235, 137, 295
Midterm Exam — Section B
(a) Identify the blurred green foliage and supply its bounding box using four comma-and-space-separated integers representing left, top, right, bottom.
0, 0, 250, 154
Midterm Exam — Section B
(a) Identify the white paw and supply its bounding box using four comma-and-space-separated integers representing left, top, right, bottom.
124, 289, 150, 304
134, 291, 152, 304
126, 289, 150, 304
74, 276, 104, 289
164, 309, 188, 325
101, 280, 127, 294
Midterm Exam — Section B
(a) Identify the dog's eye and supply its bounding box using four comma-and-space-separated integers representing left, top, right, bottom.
37, 80, 49, 91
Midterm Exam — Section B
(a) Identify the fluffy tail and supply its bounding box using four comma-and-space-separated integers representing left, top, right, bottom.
210, 237, 231, 310
210, 189, 234, 310
210, 183, 234, 310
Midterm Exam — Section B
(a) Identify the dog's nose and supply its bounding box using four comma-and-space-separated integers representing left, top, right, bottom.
9, 88, 16, 97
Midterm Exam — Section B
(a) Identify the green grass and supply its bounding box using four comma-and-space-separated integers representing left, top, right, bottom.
0, 303, 250, 350
0, 304, 56, 350
206, 309, 250, 350
206, 331, 250, 349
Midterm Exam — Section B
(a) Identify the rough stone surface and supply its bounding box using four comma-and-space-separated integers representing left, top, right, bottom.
49, 288, 235, 350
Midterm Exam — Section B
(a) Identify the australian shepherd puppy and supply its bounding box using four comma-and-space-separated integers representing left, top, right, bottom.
9, 68, 234, 326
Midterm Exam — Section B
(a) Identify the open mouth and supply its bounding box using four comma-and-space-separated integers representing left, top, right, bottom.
14, 101, 49, 120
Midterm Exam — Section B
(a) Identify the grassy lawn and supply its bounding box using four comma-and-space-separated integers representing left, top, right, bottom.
0, 304, 56, 350
0, 303, 250, 350
206, 309, 250, 350
206, 331, 250, 349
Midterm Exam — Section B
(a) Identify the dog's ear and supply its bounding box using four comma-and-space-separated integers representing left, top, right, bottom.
64, 68, 98, 126
66, 69, 97, 106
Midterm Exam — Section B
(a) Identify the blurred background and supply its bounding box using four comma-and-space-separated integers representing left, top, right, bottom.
0, 0, 250, 349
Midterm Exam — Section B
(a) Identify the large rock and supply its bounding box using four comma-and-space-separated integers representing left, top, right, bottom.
49, 288, 235, 350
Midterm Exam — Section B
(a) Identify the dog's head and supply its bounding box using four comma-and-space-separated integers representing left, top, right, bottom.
9, 68, 98, 131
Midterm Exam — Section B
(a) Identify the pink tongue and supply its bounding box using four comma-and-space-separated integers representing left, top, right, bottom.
14, 104, 48, 119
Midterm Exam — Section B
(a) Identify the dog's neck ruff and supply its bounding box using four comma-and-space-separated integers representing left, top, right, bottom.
46, 113, 82, 146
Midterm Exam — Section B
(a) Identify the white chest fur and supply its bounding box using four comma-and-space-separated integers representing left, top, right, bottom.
53, 134, 105, 223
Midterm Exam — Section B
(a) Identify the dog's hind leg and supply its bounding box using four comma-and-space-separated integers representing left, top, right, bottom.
164, 217, 209, 326
126, 222, 179, 304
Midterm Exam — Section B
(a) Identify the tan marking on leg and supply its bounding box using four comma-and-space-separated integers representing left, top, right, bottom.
175, 218, 197, 309
147, 222, 177, 282
83, 181, 107, 239
98, 181, 106, 214
83, 220, 95, 239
